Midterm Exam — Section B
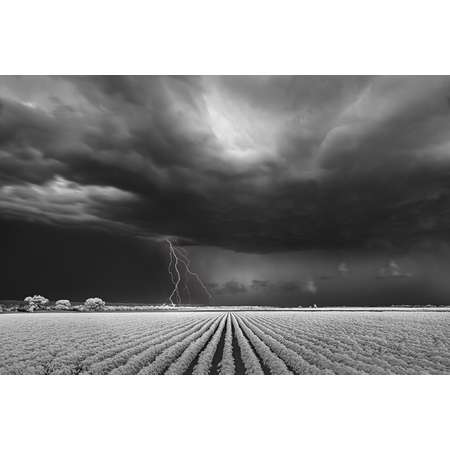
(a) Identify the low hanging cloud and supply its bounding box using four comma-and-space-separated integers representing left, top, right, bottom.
377, 260, 413, 279
210, 280, 248, 296
1, 76, 450, 253
210, 278, 304, 297
251, 279, 301, 293
0, 175, 137, 232
302, 280, 318, 295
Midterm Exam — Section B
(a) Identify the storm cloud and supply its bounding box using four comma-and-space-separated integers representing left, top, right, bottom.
1, 76, 450, 253
2, 76, 450, 304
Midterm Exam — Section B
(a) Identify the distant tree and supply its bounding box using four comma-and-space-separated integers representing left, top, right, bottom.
0, 304, 3, 313
24, 295, 50, 311
84, 297, 106, 311
54, 299, 72, 310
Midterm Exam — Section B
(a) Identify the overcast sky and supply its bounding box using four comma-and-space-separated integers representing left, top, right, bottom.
2, 76, 450, 305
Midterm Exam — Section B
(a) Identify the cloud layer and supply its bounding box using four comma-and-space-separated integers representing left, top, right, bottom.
1, 76, 450, 253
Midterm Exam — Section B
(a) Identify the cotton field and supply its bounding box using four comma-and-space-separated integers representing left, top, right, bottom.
0, 311, 448, 375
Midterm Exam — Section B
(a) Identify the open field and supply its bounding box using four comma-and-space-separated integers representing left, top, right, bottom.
0, 311, 449, 374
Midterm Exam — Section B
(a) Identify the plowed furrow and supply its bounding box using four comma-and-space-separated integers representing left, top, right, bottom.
139, 316, 222, 374
108, 316, 215, 374
236, 315, 291, 375
192, 314, 228, 375
230, 313, 263, 374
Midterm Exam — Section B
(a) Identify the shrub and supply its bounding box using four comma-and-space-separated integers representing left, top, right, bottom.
18, 303, 35, 312
72, 305, 86, 312
54, 299, 72, 310
23, 295, 50, 311
84, 297, 106, 311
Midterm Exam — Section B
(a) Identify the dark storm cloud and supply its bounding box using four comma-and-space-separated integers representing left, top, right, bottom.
251, 279, 300, 293
0, 217, 170, 302
211, 280, 248, 296
1, 76, 450, 253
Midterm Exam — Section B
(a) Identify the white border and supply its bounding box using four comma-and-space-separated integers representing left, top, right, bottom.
1, 376, 448, 450
1, 0, 450, 74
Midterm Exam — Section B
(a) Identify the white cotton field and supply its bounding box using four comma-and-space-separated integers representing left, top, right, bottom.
0, 311, 449, 375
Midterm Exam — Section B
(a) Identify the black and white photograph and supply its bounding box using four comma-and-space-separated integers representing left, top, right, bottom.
1, 74, 449, 375
1, 2, 449, 449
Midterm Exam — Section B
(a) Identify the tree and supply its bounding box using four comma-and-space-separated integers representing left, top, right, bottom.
54, 299, 72, 310
84, 297, 106, 311
24, 295, 50, 311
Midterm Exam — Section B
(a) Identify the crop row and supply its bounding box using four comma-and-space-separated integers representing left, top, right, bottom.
0, 311, 448, 374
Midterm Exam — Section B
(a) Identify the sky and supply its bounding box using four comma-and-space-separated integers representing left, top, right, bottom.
1, 75, 450, 305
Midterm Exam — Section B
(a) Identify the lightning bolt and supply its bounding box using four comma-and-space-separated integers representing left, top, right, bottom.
165, 239, 213, 306
175, 247, 214, 302
166, 239, 182, 306
176, 246, 192, 304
